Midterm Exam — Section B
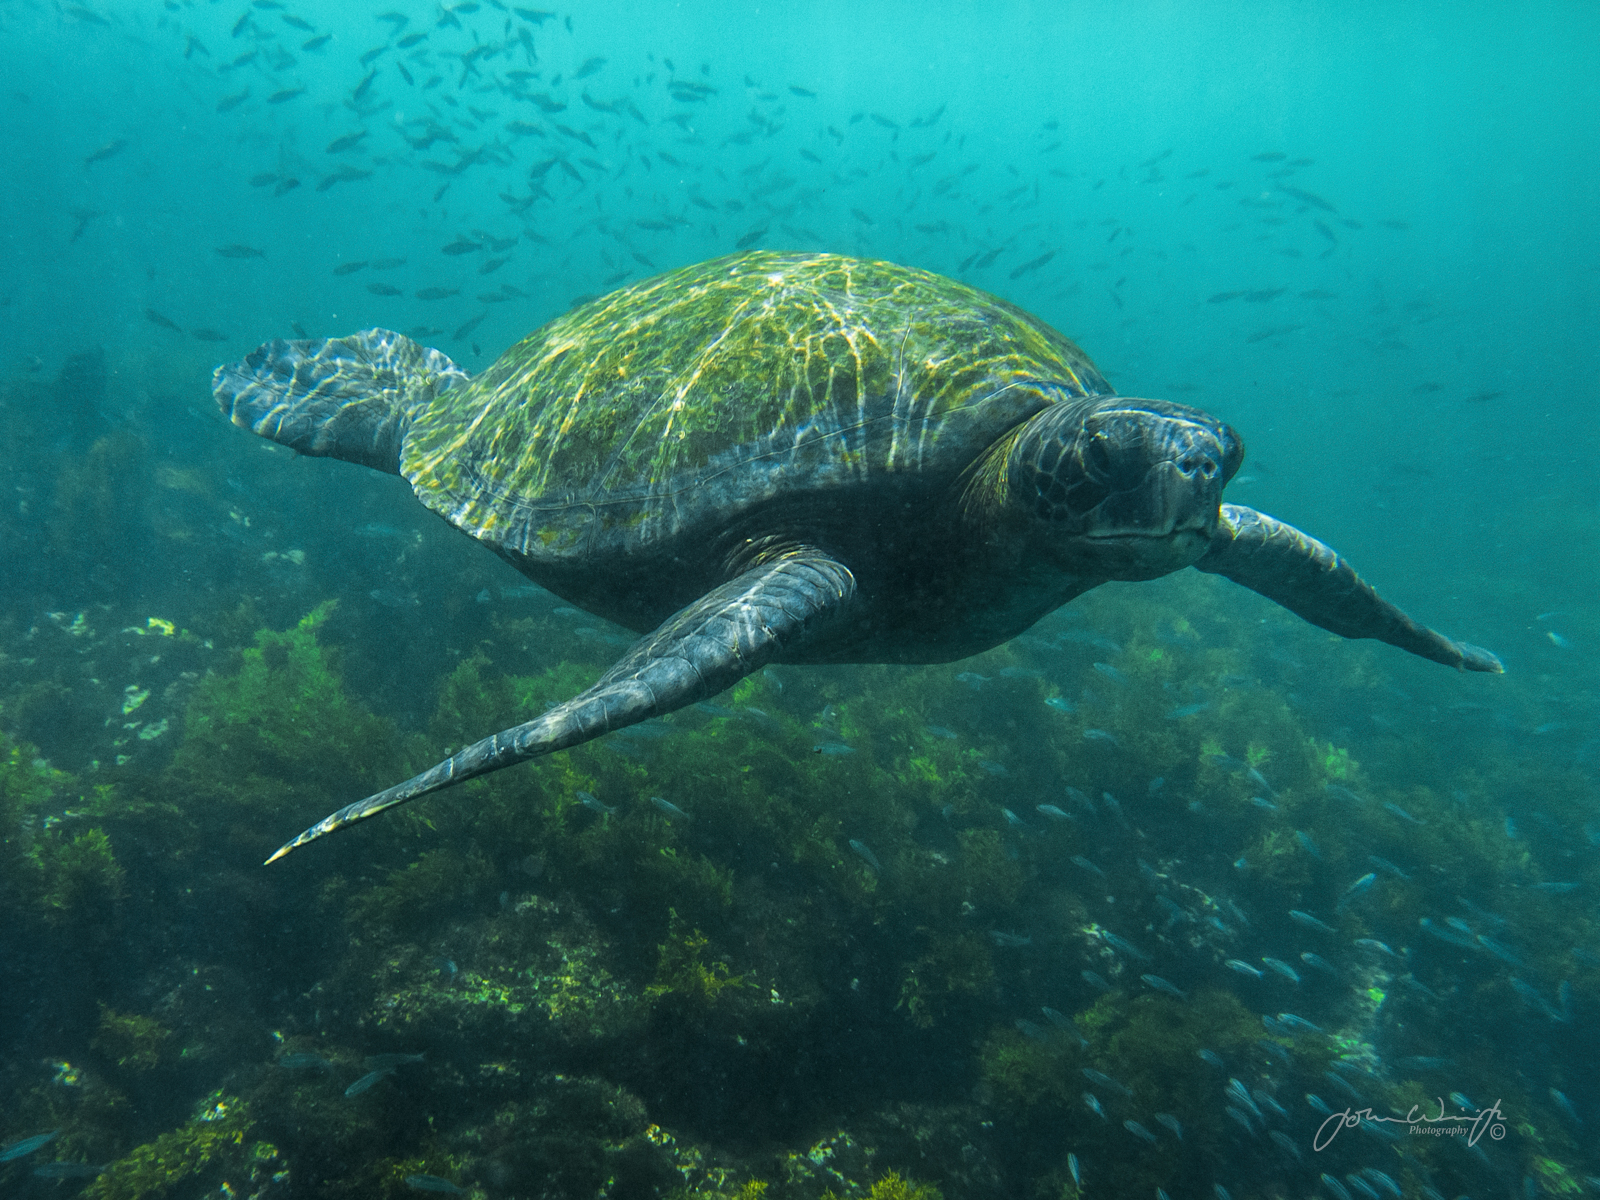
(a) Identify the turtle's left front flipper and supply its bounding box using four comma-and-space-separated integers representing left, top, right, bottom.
264, 550, 855, 864
1196, 504, 1502, 674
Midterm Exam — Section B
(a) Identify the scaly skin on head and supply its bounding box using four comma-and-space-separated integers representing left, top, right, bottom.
976, 395, 1242, 582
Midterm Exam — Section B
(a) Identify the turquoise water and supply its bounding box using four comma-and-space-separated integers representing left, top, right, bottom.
0, 2, 1595, 1197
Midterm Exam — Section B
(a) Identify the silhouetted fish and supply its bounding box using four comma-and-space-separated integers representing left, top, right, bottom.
83, 139, 126, 166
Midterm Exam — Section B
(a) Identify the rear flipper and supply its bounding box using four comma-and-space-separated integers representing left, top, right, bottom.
264, 549, 856, 863
212, 329, 468, 473
1196, 504, 1502, 673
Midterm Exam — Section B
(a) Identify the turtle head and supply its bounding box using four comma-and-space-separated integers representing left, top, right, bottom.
1006, 396, 1243, 579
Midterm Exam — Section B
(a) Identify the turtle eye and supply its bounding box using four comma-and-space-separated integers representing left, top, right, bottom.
1086, 431, 1114, 477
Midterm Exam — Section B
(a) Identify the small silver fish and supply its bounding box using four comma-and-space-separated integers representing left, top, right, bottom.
1124, 1119, 1158, 1143
577, 791, 616, 816
1227, 1078, 1262, 1118
1366, 856, 1410, 880
1082, 1068, 1132, 1096
1102, 931, 1149, 961
0, 1132, 58, 1163
989, 930, 1031, 947
650, 796, 692, 821
344, 1067, 395, 1096
1268, 1129, 1302, 1161
1276, 1013, 1324, 1035
1289, 909, 1335, 933
1142, 973, 1186, 999
1261, 957, 1301, 983
1343, 872, 1377, 895
848, 839, 881, 873
33, 1162, 107, 1178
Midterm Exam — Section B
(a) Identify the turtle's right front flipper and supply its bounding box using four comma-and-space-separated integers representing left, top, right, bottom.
264, 550, 856, 864
1196, 503, 1502, 673
213, 329, 468, 473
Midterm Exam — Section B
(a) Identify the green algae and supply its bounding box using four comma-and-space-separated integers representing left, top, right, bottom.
83, 1094, 264, 1200
344, 847, 499, 930
895, 931, 995, 1030
37, 826, 126, 922
0, 732, 131, 930
822, 1170, 942, 1200
1, 528, 1592, 1200
347, 890, 645, 1045
93, 1008, 173, 1073
648, 909, 745, 1007
168, 601, 398, 808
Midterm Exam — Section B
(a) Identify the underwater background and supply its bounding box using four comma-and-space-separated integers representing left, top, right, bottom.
1, 0, 1597, 1197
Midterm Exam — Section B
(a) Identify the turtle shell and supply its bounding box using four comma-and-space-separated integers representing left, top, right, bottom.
400, 251, 1111, 561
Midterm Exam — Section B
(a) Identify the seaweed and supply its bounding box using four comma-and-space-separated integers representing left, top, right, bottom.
83, 1095, 266, 1200
343, 847, 499, 931
647, 908, 745, 1007
822, 1171, 942, 1200
166, 601, 399, 811
36, 827, 126, 923
92, 1008, 173, 1073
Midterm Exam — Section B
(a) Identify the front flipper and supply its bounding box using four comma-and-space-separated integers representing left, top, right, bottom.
1195, 504, 1502, 673
213, 329, 468, 473
264, 550, 855, 864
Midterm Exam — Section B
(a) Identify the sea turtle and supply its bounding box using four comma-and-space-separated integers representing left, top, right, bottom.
214, 251, 1500, 864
